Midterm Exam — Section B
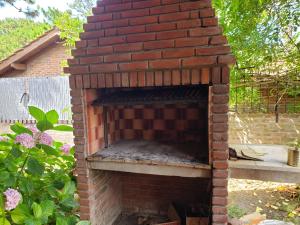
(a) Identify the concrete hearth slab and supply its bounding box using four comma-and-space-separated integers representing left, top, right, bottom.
87, 140, 211, 178
229, 144, 300, 183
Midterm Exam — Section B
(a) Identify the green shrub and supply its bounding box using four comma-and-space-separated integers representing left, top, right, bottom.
0, 106, 89, 225
228, 204, 246, 219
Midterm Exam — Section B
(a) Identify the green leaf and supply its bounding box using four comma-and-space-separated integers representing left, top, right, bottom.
39, 144, 59, 156
0, 141, 11, 147
32, 202, 42, 218
76, 221, 91, 225
11, 204, 30, 224
28, 106, 45, 122
0, 218, 11, 225
56, 217, 68, 225
36, 119, 53, 132
19, 178, 34, 194
60, 196, 78, 209
24, 217, 42, 225
52, 125, 73, 132
27, 157, 44, 176
10, 124, 32, 135
0, 171, 10, 183
53, 180, 65, 190
46, 110, 59, 124
40, 200, 55, 217
62, 181, 76, 196
11, 147, 22, 158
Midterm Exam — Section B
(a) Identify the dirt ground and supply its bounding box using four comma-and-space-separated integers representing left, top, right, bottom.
228, 179, 300, 224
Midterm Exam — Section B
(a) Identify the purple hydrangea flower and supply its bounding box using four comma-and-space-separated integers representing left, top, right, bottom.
26, 125, 38, 134
39, 133, 53, 146
61, 144, 71, 154
3, 188, 22, 211
15, 133, 35, 149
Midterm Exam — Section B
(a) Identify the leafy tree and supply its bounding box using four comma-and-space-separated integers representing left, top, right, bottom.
0, 19, 49, 60
0, 0, 38, 17
213, 0, 300, 108
68, 0, 96, 19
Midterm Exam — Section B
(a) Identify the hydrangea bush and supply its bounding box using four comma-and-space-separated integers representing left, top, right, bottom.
0, 106, 89, 225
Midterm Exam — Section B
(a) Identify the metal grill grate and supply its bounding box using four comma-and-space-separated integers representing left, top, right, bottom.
94, 86, 208, 106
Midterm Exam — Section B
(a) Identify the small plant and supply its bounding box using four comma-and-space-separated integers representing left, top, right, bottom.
0, 106, 89, 225
228, 204, 246, 219
288, 139, 300, 150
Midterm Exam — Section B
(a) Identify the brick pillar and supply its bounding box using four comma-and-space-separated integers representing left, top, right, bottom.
69, 75, 95, 222
211, 66, 230, 225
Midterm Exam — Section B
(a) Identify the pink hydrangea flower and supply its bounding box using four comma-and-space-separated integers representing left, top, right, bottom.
15, 133, 35, 148
3, 188, 22, 211
0, 136, 7, 142
26, 125, 38, 134
61, 144, 71, 154
39, 133, 53, 146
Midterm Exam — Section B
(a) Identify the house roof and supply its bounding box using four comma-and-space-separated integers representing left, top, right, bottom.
0, 28, 61, 75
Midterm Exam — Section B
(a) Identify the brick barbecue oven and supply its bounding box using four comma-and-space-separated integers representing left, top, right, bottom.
67, 0, 235, 224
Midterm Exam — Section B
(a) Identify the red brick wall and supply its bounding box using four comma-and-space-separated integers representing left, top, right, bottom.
107, 103, 208, 144
121, 173, 211, 215
4, 43, 69, 77
69, 0, 232, 224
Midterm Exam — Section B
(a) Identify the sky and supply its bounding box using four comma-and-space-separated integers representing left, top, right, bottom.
0, 0, 73, 20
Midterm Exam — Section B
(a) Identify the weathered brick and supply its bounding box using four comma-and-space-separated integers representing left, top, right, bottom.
213, 215, 228, 223
176, 19, 201, 29
117, 25, 145, 35
114, 43, 143, 52
132, 0, 161, 9
119, 61, 148, 71
182, 56, 216, 67
212, 104, 228, 113
196, 46, 231, 56
87, 46, 113, 55
146, 23, 176, 32
156, 30, 187, 40
149, 59, 180, 69
212, 206, 227, 214
159, 11, 190, 22
221, 66, 230, 84
90, 64, 118, 72
213, 161, 228, 169
144, 40, 174, 50
99, 36, 126, 45
104, 53, 131, 63
212, 151, 228, 160
213, 187, 228, 197
210, 35, 228, 45
121, 8, 149, 18
105, 2, 132, 12
190, 27, 221, 37
200, 7, 215, 17
175, 37, 208, 47
180, 0, 210, 11
69, 66, 89, 75
87, 13, 113, 23
150, 4, 179, 15
132, 51, 161, 61
80, 30, 105, 39
202, 17, 218, 27
163, 48, 194, 58
127, 33, 156, 42
129, 16, 158, 26
212, 196, 228, 206
218, 55, 236, 65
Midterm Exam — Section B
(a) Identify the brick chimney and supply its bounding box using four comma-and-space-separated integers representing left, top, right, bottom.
67, 0, 234, 224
